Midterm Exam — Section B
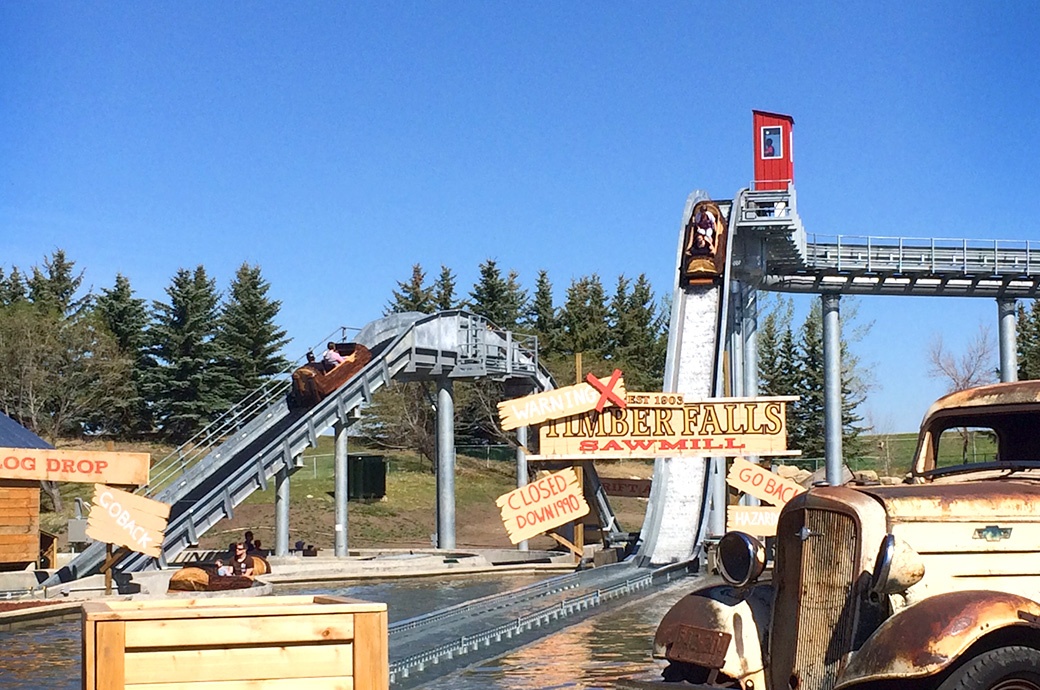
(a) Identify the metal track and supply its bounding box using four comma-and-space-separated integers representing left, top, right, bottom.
388, 560, 697, 687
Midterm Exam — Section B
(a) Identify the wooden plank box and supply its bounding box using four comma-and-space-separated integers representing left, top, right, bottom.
82, 595, 388, 690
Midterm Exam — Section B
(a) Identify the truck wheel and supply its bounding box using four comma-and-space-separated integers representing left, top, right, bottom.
937, 646, 1040, 690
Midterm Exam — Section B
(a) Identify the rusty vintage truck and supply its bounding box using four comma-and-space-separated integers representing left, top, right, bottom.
650, 380, 1040, 690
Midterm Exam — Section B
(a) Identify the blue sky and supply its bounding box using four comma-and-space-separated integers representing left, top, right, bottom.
2, 3, 1038, 433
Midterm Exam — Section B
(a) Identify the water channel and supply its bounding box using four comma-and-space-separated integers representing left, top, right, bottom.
0, 572, 690, 689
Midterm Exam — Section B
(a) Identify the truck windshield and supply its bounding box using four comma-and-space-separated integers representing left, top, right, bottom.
919, 409, 1040, 477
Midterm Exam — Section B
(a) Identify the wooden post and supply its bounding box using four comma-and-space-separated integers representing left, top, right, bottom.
571, 357, 585, 565
104, 544, 113, 595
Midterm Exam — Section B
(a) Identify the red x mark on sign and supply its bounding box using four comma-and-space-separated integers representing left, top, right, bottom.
586, 369, 627, 412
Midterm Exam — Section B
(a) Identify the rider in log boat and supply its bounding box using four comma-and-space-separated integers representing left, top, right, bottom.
681, 199, 727, 285
287, 341, 372, 410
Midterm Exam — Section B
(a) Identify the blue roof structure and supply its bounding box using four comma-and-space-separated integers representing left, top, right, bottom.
0, 412, 52, 450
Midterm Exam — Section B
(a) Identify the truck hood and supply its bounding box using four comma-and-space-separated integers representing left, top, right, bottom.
859, 480, 1040, 521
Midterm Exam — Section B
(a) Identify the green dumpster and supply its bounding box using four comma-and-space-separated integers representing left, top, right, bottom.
348, 454, 386, 500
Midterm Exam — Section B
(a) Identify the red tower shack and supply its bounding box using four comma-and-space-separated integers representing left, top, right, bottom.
753, 110, 794, 191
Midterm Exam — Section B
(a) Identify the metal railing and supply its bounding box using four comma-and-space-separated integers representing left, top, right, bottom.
806, 234, 1040, 276
141, 327, 352, 497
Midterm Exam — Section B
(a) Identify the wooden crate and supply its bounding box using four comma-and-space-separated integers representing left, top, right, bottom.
0, 480, 40, 569
82, 595, 388, 690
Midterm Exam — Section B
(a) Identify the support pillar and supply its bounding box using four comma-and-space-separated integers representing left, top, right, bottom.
822, 294, 844, 486
742, 286, 760, 506
275, 461, 291, 557
436, 379, 456, 550
998, 298, 1018, 383
516, 425, 529, 552
334, 420, 349, 557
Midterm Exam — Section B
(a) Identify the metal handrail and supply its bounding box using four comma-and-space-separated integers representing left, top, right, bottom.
806, 234, 1040, 276
140, 327, 349, 497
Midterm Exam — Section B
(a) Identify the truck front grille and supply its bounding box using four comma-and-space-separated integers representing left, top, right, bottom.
770, 508, 860, 690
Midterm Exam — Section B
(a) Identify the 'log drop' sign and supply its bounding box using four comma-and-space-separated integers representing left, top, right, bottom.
86, 485, 170, 558
495, 467, 590, 545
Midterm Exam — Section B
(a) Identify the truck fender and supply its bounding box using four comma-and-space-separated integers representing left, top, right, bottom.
835, 589, 1040, 689
653, 582, 772, 681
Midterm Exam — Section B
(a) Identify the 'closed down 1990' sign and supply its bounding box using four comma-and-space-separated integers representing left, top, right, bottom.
495, 467, 589, 545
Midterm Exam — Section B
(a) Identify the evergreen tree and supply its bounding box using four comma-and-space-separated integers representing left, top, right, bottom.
145, 266, 233, 442
94, 274, 151, 436
28, 249, 89, 317
524, 270, 561, 358
608, 274, 666, 389
559, 274, 609, 358
469, 259, 526, 328
793, 301, 826, 459
0, 268, 28, 306
216, 263, 290, 402
432, 265, 459, 312
789, 298, 871, 462
1017, 301, 1040, 380
758, 296, 801, 397
387, 264, 433, 314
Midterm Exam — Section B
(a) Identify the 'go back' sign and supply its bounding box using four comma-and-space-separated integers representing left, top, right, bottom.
86, 485, 169, 558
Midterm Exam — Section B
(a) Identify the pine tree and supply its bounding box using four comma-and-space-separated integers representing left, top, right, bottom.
469, 259, 525, 328
525, 270, 560, 358
28, 249, 89, 317
608, 274, 666, 389
387, 264, 433, 314
216, 263, 290, 402
94, 274, 151, 436
145, 266, 233, 442
1017, 301, 1040, 380
432, 265, 459, 312
790, 298, 871, 462
0, 268, 28, 306
560, 274, 609, 358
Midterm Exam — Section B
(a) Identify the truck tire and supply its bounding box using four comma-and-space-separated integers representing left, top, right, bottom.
937, 646, 1040, 690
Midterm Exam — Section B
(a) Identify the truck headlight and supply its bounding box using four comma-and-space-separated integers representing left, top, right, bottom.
718, 531, 767, 587
870, 534, 925, 595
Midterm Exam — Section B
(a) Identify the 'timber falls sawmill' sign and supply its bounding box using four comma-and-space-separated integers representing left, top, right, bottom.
537, 394, 798, 459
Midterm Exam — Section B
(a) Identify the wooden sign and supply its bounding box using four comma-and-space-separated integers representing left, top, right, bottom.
495, 467, 590, 545
600, 477, 652, 499
535, 395, 798, 459
498, 374, 627, 431
727, 505, 783, 536
86, 485, 170, 558
0, 447, 150, 485
726, 457, 805, 506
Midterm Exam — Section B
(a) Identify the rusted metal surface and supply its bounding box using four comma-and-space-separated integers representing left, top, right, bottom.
668, 624, 731, 667
862, 481, 1040, 521
921, 380, 1040, 420
835, 589, 1040, 689
653, 582, 772, 683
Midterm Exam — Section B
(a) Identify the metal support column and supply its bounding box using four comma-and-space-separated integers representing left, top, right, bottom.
822, 294, 844, 486
334, 420, 349, 557
516, 425, 529, 552
436, 378, 456, 550
742, 285, 760, 506
998, 298, 1018, 383
275, 461, 291, 556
